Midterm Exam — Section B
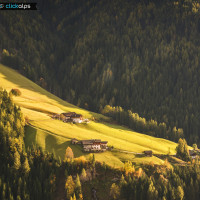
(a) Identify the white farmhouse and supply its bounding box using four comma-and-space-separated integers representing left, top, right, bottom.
72, 139, 108, 152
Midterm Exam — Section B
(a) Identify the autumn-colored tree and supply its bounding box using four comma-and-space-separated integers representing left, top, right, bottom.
73, 193, 76, 200
136, 168, 143, 178
123, 161, 135, 176
74, 156, 86, 164
65, 147, 74, 161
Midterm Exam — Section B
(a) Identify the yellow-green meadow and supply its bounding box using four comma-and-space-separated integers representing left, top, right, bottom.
0, 64, 178, 167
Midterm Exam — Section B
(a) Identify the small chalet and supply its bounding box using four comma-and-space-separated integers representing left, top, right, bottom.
144, 150, 153, 157
62, 112, 83, 123
81, 140, 108, 152
71, 114, 83, 123
71, 138, 79, 144
71, 139, 108, 152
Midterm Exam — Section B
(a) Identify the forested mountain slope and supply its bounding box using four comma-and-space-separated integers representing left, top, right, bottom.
0, 88, 59, 200
1, 0, 200, 145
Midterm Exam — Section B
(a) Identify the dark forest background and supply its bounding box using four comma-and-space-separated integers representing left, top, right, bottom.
1, 0, 200, 145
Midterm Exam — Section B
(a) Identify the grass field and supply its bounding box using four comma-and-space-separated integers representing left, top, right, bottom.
0, 63, 178, 167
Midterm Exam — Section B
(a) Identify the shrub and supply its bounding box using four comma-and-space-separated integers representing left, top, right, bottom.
10, 89, 21, 96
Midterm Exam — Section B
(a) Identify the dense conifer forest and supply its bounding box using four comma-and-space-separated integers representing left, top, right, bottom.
101, 105, 184, 142
0, 89, 59, 199
1, 0, 200, 146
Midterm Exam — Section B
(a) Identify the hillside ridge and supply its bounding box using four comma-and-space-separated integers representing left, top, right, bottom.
0, 63, 178, 167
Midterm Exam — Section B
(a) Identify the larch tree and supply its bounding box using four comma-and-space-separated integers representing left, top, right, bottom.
65, 147, 74, 161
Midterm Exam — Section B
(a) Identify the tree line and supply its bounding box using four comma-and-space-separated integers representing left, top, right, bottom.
101, 105, 184, 142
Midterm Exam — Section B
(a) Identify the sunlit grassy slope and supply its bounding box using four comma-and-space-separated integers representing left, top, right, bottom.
0, 63, 178, 167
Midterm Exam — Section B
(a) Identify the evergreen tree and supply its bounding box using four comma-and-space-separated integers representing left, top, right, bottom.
80, 168, 87, 182
176, 186, 184, 200
22, 157, 30, 174
176, 138, 190, 161
110, 183, 120, 200
147, 180, 158, 200
73, 193, 76, 200
75, 174, 82, 199
13, 151, 21, 170
89, 154, 95, 168
16, 195, 21, 200
193, 144, 198, 150
120, 174, 127, 186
